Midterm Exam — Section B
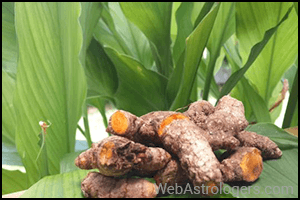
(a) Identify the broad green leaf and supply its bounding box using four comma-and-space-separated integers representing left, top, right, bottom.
236, 2, 298, 102
20, 170, 90, 198
104, 47, 168, 116
85, 38, 118, 98
2, 169, 28, 195
246, 123, 298, 149
95, 3, 154, 70
224, 37, 272, 123
294, 2, 298, 15
197, 60, 220, 99
14, 2, 87, 185
2, 142, 23, 166
79, 2, 102, 56
170, 3, 220, 110
2, 2, 17, 146
283, 67, 298, 128
2, 2, 17, 77
172, 2, 193, 64
60, 151, 83, 174
220, 5, 295, 99
193, 2, 215, 29
170, 2, 181, 41
228, 123, 298, 198
86, 96, 109, 128
120, 2, 173, 77
203, 2, 235, 100
2, 70, 16, 145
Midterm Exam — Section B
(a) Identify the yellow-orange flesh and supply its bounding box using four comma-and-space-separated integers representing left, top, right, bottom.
111, 111, 128, 134
240, 148, 263, 182
99, 141, 115, 165
158, 114, 188, 136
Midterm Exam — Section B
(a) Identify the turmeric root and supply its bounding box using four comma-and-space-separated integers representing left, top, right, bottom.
220, 147, 263, 182
78, 95, 283, 198
107, 111, 222, 187
75, 136, 171, 177
183, 96, 244, 151
153, 113, 223, 188
106, 110, 177, 146
81, 172, 157, 198
154, 158, 189, 188
236, 131, 282, 159
106, 110, 143, 141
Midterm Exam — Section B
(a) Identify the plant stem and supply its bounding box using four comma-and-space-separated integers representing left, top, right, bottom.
83, 104, 93, 147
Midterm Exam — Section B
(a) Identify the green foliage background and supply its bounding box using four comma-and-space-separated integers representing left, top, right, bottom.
2, 2, 298, 197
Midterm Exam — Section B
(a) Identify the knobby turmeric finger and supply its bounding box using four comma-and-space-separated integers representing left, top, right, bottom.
81, 172, 157, 198
236, 131, 282, 159
75, 136, 171, 177
154, 113, 223, 189
183, 96, 245, 151
220, 147, 263, 182
106, 110, 143, 141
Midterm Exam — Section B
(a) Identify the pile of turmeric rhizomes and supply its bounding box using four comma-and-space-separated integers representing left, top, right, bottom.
75, 95, 282, 198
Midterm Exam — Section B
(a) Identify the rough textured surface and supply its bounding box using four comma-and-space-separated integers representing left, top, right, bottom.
154, 113, 223, 188
138, 111, 177, 146
236, 131, 282, 159
75, 136, 171, 177
184, 97, 242, 151
81, 172, 157, 198
183, 100, 215, 129
220, 147, 263, 182
76, 95, 283, 197
211, 95, 249, 135
154, 159, 189, 188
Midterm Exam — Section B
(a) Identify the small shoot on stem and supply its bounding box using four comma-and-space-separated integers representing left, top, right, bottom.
35, 120, 51, 162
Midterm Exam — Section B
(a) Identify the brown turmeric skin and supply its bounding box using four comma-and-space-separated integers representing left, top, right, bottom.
153, 113, 223, 188
154, 158, 189, 188
81, 172, 157, 198
236, 131, 282, 159
184, 96, 247, 151
77, 95, 283, 197
75, 136, 171, 177
220, 147, 263, 182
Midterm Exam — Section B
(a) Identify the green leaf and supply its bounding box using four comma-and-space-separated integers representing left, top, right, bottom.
220, 5, 295, 99
294, 2, 298, 15
104, 47, 168, 116
2, 2, 17, 146
236, 2, 298, 102
246, 123, 298, 149
86, 96, 109, 128
85, 38, 118, 98
14, 2, 87, 185
2, 70, 16, 145
172, 2, 193, 65
120, 2, 173, 77
170, 3, 220, 110
224, 37, 272, 123
193, 2, 215, 28
60, 151, 83, 174
20, 170, 90, 198
79, 2, 102, 56
2, 169, 28, 195
2, 2, 17, 76
2, 142, 23, 166
203, 2, 235, 100
95, 3, 154, 70
282, 67, 298, 128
